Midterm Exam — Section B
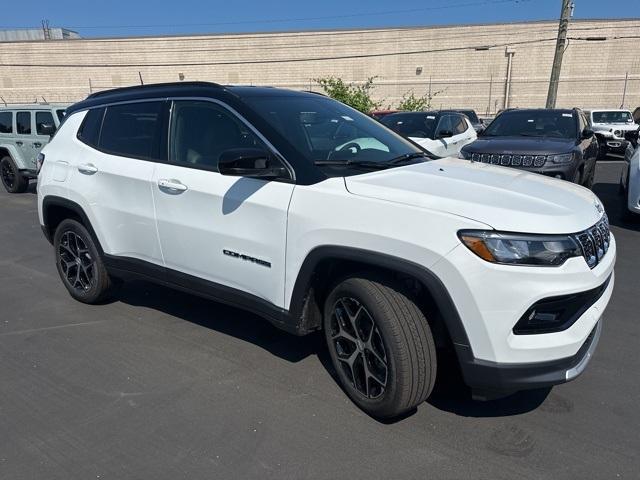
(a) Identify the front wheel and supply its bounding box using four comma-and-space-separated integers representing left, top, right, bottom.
53, 219, 115, 304
323, 275, 437, 418
0, 156, 28, 193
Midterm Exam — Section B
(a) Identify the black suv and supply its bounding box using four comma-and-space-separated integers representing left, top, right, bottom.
460, 108, 598, 188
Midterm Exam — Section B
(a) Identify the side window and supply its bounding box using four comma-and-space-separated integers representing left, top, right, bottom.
56, 109, 66, 122
77, 108, 105, 147
99, 102, 164, 161
170, 100, 264, 171
16, 112, 32, 135
453, 116, 467, 135
436, 115, 453, 135
36, 111, 56, 135
0, 112, 12, 134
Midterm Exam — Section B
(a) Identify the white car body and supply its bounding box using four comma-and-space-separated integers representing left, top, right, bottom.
409, 116, 477, 157
589, 109, 639, 151
37, 84, 615, 405
621, 143, 640, 215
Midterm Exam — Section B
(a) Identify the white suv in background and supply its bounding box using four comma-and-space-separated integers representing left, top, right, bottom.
37, 83, 615, 418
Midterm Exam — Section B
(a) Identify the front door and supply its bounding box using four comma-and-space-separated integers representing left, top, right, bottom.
152, 100, 294, 307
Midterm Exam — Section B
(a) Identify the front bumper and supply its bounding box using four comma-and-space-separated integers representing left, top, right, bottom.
458, 319, 602, 392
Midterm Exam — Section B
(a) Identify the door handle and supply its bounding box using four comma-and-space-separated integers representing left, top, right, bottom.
32, 142, 42, 148
77, 163, 98, 175
158, 178, 188, 194
16, 141, 23, 146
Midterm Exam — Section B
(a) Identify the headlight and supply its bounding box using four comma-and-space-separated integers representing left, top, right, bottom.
548, 153, 574, 164
458, 230, 582, 266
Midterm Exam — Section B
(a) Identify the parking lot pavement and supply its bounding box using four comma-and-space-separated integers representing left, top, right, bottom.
0, 161, 638, 480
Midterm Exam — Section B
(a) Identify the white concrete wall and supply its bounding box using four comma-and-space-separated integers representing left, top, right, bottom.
0, 19, 638, 112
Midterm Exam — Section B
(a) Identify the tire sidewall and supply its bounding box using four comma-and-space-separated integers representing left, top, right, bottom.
323, 277, 403, 417
1, 156, 26, 194
53, 219, 107, 303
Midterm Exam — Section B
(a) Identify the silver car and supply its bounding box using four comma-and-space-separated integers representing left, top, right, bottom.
0, 104, 67, 193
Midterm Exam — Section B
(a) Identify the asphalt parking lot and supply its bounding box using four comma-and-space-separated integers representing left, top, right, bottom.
0, 160, 638, 480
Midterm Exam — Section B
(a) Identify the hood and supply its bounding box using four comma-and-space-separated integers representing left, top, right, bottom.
463, 136, 576, 155
344, 158, 603, 234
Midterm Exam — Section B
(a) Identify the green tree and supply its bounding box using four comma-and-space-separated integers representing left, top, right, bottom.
314, 76, 380, 114
397, 89, 443, 111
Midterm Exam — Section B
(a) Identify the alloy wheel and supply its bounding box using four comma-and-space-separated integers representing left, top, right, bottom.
329, 297, 388, 399
58, 231, 95, 292
1, 162, 15, 189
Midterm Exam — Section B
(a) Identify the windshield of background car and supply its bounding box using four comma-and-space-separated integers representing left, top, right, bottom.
243, 96, 423, 164
381, 113, 437, 140
459, 110, 479, 123
592, 111, 633, 124
483, 110, 577, 139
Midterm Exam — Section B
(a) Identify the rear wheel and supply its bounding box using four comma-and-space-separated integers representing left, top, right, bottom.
323, 274, 437, 418
0, 156, 28, 193
54, 219, 114, 304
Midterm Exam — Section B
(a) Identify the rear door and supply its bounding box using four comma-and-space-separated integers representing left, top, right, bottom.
68, 101, 166, 265
151, 99, 294, 307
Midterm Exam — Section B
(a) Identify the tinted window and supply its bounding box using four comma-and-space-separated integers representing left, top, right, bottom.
243, 96, 423, 166
170, 100, 264, 171
592, 111, 632, 123
483, 110, 577, 139
436, 115, 455, 135
77, 108, 105, 147
453, 116, 467, 135
16, 112, 31, 135
99, 102, 163, 160
36, 111, 56, 135
0, 112, 11, 134
381, 113, 437, 139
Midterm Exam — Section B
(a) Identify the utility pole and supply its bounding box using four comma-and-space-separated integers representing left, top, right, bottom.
546, 0, 573, 108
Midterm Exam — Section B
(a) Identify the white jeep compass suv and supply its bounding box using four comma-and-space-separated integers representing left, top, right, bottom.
37, 82, 615, 418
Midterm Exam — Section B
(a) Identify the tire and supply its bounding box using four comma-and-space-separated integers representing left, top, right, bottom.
0, 156, 28, 193
53, 219, 114, 304
323, 274, 437, 418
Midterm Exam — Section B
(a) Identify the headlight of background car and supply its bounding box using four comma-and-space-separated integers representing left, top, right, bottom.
458, 230, 582, 266
548, 153, 574, 164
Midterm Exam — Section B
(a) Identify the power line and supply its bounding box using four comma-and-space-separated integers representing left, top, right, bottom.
3, 22, 637, 57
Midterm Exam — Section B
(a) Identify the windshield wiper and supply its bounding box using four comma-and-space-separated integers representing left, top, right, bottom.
387, 151, 433, 164
313, 159, 390, 169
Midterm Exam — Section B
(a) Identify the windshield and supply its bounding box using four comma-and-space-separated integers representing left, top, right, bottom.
482, 110, 577, 139
459, 110, 479, 123
381, 113, 437, 140
243, 96, 424, 165
592, 111, 632, 124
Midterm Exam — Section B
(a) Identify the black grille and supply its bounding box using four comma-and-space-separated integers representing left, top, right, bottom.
572, 214, 611, 269
471, 153, 547, 168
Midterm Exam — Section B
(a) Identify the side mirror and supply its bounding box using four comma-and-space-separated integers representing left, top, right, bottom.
436, 130, 454, 139
39, 123, 56, 136
218, 148, 288, 180
581, 128, 594, 139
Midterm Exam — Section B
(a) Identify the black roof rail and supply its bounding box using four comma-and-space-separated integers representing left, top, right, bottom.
302, 90, 327, 97
87, 81, 224, 99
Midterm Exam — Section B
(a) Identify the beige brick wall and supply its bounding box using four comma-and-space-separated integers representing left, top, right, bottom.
1, 19, 638, 113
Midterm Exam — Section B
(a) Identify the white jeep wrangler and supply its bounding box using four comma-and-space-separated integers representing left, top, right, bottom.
37, 83, 615, 418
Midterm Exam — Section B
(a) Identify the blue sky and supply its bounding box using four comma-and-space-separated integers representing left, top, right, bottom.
1, 0, 639, 37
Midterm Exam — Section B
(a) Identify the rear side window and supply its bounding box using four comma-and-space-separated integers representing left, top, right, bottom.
453, 116, 467, 135
77, 108, 105, 147
36, 111, 56, 135
56, 109, 66, 122
99, 102, 164, 161
0, 112, 12, 134
16, 112, 31, 135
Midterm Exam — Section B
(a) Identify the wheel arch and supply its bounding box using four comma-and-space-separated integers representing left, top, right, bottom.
288, 246, 471, 353
41, 196, 104, 254
0, 143, 27, 169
